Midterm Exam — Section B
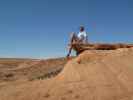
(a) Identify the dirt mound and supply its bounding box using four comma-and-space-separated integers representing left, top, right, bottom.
0, 48, 133, 100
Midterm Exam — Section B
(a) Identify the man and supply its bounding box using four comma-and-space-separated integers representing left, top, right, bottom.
67, 26, 88, 58
77, 26, 88, 43
69, 26, 87, 44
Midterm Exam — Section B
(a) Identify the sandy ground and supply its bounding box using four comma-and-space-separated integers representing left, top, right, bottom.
0, 48, 133, 100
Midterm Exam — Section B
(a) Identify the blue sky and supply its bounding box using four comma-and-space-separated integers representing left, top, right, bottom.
0, 0, 133, 58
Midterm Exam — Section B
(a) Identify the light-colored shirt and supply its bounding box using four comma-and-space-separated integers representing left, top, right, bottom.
78, 31, 87, 41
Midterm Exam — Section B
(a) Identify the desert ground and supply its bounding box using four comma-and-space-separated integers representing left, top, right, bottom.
0, 58, 67, 83
0, 48, 133, 100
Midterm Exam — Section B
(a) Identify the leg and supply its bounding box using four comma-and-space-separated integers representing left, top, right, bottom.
66, 33, 77, 58
70, 32, 78, 44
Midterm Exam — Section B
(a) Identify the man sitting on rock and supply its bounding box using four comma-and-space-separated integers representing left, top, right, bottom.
70, 26, 87, 44
67, 26, 88, 58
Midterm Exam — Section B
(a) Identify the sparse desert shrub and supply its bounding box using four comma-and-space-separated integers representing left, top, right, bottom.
29, 67, 63, 81
5, 73, 14, 78
44, 93, 50, 98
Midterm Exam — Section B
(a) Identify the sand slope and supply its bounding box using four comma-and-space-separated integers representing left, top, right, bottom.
0, 48, 133, 100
